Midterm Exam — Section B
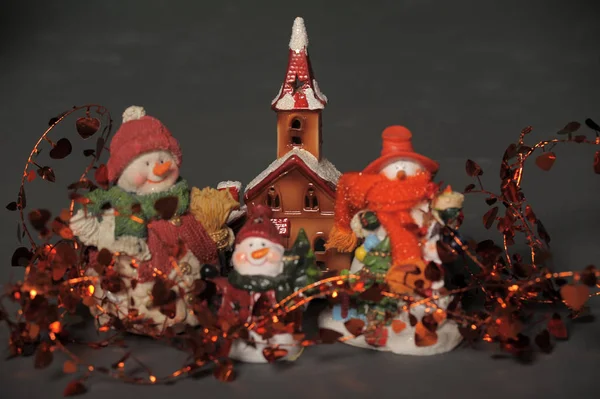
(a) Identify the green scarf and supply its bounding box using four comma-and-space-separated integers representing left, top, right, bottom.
82, 179, 190, 238
227, 270, 293, 303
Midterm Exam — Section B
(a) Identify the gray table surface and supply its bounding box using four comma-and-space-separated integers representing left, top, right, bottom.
1, 1, 599, 398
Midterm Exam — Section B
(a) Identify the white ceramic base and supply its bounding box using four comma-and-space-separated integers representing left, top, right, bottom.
228, 331, 303, 363
317, 302, 463, 356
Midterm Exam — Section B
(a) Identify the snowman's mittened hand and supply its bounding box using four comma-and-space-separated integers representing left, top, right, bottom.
200, 264, 220, 280
112, 236, 151, 260
350, 212, 367, 238
69, 209, 101, 247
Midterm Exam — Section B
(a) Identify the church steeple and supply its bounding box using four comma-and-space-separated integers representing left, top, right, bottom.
271, 17, 327, 160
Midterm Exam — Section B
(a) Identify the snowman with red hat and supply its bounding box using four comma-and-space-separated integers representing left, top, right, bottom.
319, 125, 465, 355
202, 205, 308, 363
69, 105, 219, 333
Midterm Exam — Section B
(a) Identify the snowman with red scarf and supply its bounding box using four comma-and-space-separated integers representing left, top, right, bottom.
69, 106, 219, 333
209, 205, 303, 363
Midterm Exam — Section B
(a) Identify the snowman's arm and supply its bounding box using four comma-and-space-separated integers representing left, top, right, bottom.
70, 209, 151, 260
69, 209, 102, 247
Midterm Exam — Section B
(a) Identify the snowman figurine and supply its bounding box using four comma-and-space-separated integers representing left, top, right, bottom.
319, 125, 465, 355
69, 106, 219, 334
203, 205, 306, 363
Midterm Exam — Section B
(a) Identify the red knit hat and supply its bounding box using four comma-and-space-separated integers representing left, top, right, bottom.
107, 106, 183, 182
363, 126, 439, 174
235, 205, 283, 246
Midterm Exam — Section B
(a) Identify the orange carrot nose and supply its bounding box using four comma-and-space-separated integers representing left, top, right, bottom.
396, 170, 407, 180
153, 161, 172, 177
251, 247, 270, 259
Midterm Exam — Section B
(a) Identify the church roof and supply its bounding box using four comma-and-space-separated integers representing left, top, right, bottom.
271, 17, 327, 111
243, 147, 341, 201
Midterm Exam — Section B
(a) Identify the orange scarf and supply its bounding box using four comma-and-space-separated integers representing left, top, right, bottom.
328, 171, 434, 267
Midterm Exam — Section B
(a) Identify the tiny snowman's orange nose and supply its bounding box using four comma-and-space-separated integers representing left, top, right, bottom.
153, 161, 172, 177
396, 170, 407, 180
251, 247, 270, 259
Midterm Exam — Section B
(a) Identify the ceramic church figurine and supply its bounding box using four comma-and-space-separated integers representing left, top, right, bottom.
234, 17, 350, 271
318, 125, 465, 355
69, 106, 226, 333
201, 205, 320, 363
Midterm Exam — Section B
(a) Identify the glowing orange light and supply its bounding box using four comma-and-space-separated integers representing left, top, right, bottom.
272, 316, 279, 323
88, 285, 95, 295
211, 335, 218, 342
336, 280, 344, 285
49, 321, 61, 333
149, 375, 157, 383
88, 366, 94, 372
98, 325, 110, 332
471, 324, 477, 330
117, 362, 125, 369
483, 334, 493, 342
13, 292, 21, 300
29, 290, 37, 299
331, 291, 338, 298
508, 284, 519, 292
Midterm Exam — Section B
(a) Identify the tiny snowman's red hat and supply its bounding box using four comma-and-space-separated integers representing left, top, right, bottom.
235, 205, 283, 246
107, 106, 183, 182
363, 126, 439, 174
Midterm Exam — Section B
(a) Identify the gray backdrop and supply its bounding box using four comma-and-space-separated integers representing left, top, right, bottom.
1, 1, 599, 398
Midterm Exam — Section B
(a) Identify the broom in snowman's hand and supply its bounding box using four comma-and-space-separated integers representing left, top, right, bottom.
189, 186, 239, 271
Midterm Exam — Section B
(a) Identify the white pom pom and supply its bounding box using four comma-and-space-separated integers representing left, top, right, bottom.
122, 106, 146, 123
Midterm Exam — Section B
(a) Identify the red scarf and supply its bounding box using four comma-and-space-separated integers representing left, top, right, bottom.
138, 213, 219, 282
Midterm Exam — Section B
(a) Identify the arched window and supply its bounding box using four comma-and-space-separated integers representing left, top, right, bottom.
289, 117, 303, 147
290, 118, 302, 130
266, 186, 281, 209
313, 236, 326, 253
304, 186, 319, 210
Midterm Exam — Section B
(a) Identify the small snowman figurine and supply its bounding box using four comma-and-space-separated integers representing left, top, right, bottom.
203, 205, 310, 363
319, 125, 465, 355
69, 106, 219, 333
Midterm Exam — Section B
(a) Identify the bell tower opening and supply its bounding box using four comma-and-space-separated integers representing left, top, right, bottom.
291, 118, 302, 130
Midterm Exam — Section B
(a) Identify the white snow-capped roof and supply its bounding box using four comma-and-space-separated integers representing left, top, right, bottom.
289, 17, 308, 51
244, 147, 341, 194
217, 180, 242, 190
273, 86, 325, 111
312, 79, 327, 103
271, 84, 284, 105
227, 204, 247, 224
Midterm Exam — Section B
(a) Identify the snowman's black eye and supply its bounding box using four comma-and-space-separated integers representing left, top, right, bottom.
249, 243, 253, 247
145, 161, 150, 166
261, 242, 265, 247
159, 159, 164, 164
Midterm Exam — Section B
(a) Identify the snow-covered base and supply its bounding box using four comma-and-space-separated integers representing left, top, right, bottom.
228, 330, 303, 363
86, 250, 202, 335
317, 298, 462, 356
